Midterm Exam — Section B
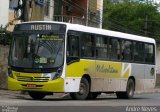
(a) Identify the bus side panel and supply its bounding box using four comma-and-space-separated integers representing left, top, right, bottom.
65, 59, 133, 92
93, 61, 132, 92
131, 64, 145, 91
65, 59, 96, 92
94, 61, 123, 92
65, 60, 155, 93
144, 64, 155, 89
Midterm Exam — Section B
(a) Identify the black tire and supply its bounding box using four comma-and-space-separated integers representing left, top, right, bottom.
116, 79, 135, 99
28, 92, 46, 100
87, 92, 100, 99
70, 78, 89, 100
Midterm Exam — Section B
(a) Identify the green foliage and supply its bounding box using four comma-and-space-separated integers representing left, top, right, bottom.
0, 28, 12, 46
103, 0, 160, 41
0, 17, 18, 46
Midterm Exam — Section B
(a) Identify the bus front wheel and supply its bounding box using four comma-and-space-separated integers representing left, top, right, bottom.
70, 78, 89, 100
28, 91, 46, 100
116, 79, 135, 99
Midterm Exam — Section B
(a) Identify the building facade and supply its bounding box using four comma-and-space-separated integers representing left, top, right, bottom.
7, 0, 103, 29
0, 0, 9, 28
45, 0, 103, 28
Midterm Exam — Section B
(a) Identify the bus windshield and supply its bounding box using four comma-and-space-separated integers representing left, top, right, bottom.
10, 34, 64, 68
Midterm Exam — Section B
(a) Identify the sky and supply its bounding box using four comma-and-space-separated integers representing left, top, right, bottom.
155, 0, 160, 3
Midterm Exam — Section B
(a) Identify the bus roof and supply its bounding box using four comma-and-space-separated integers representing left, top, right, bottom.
17, 21, 155, 44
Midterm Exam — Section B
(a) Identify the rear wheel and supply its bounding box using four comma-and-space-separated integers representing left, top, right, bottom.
28, 92, 46, 100
116, 79, 135, 99
70, 78, 89, 100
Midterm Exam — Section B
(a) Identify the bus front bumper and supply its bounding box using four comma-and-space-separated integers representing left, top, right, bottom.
8, 77, 64, 92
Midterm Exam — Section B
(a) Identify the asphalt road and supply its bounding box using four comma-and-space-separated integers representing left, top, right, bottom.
0, 91, 160, 112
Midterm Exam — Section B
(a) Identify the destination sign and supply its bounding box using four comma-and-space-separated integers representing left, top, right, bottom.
14, 23, 66, 33
31, 25, 52, 30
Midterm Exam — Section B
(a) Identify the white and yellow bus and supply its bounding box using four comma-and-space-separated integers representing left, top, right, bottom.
8, 21, 156, 100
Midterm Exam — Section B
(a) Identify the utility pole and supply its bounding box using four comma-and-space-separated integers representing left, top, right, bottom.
143, 0, 151, 36
144, 0, 148, 36
86, 0, 89, 26
144, 14, 148, 36
23, 0, 30, 22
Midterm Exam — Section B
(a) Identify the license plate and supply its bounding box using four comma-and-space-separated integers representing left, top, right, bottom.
26, 84, 36, 88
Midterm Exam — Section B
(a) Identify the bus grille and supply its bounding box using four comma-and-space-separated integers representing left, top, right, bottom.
17, 76, 50, 82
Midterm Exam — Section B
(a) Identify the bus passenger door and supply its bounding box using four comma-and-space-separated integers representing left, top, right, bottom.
66, 33, 80, 64
65, 31, 81, 92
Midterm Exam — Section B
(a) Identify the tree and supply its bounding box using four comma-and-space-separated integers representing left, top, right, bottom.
103, 0, 160, 41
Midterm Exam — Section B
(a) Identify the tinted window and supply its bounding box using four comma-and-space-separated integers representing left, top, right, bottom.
133, 42, 144, 62
121, 40, 132, 61
81, 33, 95, 58
145, 44, 154, 64
96, 35, 108, 59
67, 33, 79, 57
109, 38, 120, 60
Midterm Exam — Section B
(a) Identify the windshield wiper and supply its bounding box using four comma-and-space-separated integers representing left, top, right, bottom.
54, 40, 64, 61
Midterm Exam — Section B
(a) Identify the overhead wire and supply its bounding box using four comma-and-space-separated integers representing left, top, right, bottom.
41, 0, 103, 24
107, 17, 160, 37
16, 0, 160, 38
37, 0, 160, 38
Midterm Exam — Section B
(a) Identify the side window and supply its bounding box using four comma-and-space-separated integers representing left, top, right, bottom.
145, 44, 155, 64
121, 40, 132, 61
96, 35, 108, 59
109, 38, 120, 60
67, 31, 79, 57
133, 42, 144, 62
81, 33, 95, 58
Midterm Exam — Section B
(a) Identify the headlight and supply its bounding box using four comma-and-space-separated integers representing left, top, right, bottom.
52, 67, 63, 80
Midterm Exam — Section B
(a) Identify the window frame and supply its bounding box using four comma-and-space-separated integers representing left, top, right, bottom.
66, 30, 155, 65
108, 37, 121, 61
121, 39, 133, 62
144, 43, 155, 65
95, 35, 108, 60
80, 32, 96, 59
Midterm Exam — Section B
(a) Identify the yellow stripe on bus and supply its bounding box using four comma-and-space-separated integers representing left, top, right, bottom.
66, 59, 131, 79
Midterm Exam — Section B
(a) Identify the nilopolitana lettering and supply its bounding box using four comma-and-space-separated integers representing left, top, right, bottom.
96, 64, 118, 74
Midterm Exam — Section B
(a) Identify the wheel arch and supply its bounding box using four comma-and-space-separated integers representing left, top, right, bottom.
82, 74, 91, 89
128, 76, 136, 89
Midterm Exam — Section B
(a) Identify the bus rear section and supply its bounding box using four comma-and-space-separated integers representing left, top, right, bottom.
64, 29, 156, 100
